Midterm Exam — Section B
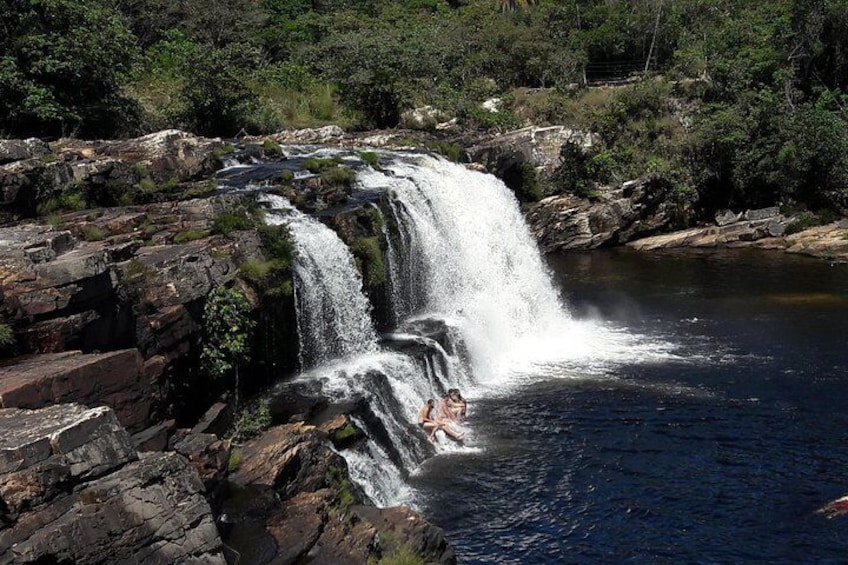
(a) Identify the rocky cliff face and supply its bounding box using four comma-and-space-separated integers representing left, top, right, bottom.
0, 404, 226, 564
0, 129, 457, 565
526, 178, 683, 252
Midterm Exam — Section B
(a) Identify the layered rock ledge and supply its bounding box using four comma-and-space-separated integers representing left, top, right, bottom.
0, 403, 225, 564
628, 212, 848, 262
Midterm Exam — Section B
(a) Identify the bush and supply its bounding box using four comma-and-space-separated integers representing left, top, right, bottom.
228, 398, 272, 442
320, 166, 356, 186
212, 213, 256, 236
0, 323, 15, 353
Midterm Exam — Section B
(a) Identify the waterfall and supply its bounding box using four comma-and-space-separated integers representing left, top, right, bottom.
363, 156, 573, 381
260, 153, 670, 508
261, 194, 378, 368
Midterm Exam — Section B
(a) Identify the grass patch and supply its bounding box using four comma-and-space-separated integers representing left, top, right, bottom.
228, 449, 241, 472
212, 212, 256, 236
262, 139, 283, 157
82, 225, 106, 241
358, 151, 381, 169
320, 166, 356, 186
422, 140, 463, 162
379, 548, 426, 565
173, 229, 209, 243
302, 157, 342, 173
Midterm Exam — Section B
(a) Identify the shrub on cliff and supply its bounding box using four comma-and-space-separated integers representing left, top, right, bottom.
201, 286, 256, 408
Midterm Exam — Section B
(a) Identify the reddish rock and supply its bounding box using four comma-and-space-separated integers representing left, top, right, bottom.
230, 423, 346, 498
266, 489, 336, 564
0, 349, 151, 432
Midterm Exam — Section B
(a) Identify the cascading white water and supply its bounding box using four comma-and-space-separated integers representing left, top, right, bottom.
360, 156, 580, 382
261, 193, 378, 367
267, 153, 676, 509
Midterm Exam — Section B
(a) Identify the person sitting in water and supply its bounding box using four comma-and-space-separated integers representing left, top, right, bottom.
440, 389, 467, 422
434, 392, 465, 442
418, 399, 442, 443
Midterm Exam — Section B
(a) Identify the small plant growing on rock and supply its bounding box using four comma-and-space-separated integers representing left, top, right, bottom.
229, 398, 272, 443
320, 166, 357, 187
0, 323, 15, 355
82, 225, 106, 241
302, 156, 341, 173
262, 139, 283, 157
358, 151, 381, 169
351, 236, 386, 288
212, 212, 256, 236
201, 286, 256, 410
173, 229, 209, 243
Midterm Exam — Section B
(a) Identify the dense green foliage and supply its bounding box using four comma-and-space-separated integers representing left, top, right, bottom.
201, 286, 256, 408
3, 0, 848, 213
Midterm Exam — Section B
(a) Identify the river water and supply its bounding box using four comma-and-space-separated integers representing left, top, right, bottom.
412, 248, 848, 563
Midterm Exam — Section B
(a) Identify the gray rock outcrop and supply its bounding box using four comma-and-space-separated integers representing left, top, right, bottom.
0, 404, 225, 564
526, 178, 680, 251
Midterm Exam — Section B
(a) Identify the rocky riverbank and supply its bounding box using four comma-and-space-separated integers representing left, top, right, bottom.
0, 129, 455, 564
2, 123, 846, 563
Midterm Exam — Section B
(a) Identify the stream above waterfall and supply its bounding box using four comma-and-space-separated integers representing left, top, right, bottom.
412, 248, 848, 564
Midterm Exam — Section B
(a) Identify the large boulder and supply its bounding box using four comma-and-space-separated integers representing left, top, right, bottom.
0, 404, 136, 522
0, 139, 50, 165
467, 125, 600, 180
96, 129, 227, 184
527, 178, 678, 252
0, 403, 226, 564
0, 349, 151, 432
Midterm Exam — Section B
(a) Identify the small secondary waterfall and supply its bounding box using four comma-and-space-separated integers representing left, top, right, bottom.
258, 151, 668, 507
262, 194, 378, 368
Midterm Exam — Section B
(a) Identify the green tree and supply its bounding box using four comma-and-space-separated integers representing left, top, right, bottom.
201, 286, 256, 409
0, 0, 139, 137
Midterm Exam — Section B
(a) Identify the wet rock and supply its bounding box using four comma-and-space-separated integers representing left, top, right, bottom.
319, 415, 366, 449
0, 349, 151, 432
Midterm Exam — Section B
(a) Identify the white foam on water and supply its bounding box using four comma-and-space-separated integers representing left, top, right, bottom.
266, 152, 683, 508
